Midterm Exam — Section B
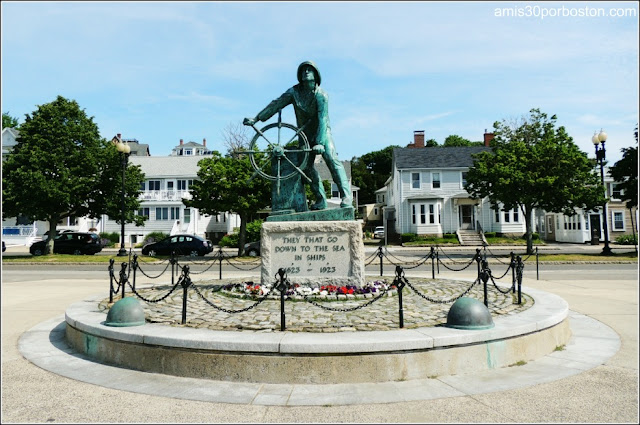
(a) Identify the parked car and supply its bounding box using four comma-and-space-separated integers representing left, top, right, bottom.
244, 241, 260, 257
141, 234, 213, 257
29, 232, 103, 256
373, 226, 385, 239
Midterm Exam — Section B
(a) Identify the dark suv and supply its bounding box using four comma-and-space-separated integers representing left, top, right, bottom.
30, 232, 103, 256
141, 234, 213, 257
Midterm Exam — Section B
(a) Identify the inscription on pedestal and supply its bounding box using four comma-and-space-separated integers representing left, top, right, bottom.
261, 221, 365, 287
272, 232, 350, 277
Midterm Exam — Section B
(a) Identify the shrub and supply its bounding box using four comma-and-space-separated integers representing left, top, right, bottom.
522, 232, 540, 241
615, 234, 638, 245
245, 219, 263, 243
484, 232, 496, 238
219, 233, 239, 248
443, 233, 457, 240
142, 232, 169, 245
99, 232, 120, 247
401, 233, 417, 243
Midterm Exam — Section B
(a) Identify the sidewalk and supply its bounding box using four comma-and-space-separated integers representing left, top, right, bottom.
1, 265, 638, 422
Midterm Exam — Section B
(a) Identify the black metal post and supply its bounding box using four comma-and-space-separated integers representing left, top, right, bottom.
536, 247, 539, 280
117, 150, 129, 256
436, 249, 440, 274
181, 265, 191, 325
476, 248, 482, 282
430, 246, 435, 279
395, 266, 405, 328
510, 252, 516, 294
378, 246, 384, 276
219, 247, 223, 279
595, 141, 612, 255
132, 254, 138, 292
517, 256, 523, 305
108, 258, 115, 303
119, 262, 127, 299
482, 259, 488, 307
276, 268, 288, 331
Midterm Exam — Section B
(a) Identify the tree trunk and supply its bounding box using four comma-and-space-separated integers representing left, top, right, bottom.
523, 205, 534, 255
237, 213, 248, 256
46, 219, 58, 255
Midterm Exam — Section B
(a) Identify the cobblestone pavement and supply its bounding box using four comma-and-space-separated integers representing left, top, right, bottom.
99, 276, 533, 332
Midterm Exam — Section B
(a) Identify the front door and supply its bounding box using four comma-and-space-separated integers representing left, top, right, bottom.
590, 214, 602, 239
546, 215, 556, 241
460, 205, 474, 230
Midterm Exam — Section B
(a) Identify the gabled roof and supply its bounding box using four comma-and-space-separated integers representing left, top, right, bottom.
393, 146, 491, 169
129, 155, 213, 178
314, 156, 352, 180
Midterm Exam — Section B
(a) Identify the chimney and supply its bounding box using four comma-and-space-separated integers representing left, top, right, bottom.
179, 139, 184, 145
117, 133, 121, 141
483, 129, 495, 147
202, 138, 206, 147
407, 130, 425, 148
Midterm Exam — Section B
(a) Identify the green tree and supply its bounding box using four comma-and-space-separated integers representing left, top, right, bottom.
184, 152, 271, 255
2, 111, 20, 129
609, 125, 638, 209
351, 145, 398, 204
2, 96, 145, 254
465, 108, 605, 254
425, 138, 439, 147
443, 134, 472, 147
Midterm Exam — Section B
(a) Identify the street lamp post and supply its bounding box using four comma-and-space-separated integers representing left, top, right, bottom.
592, 129, 613, 255
116, 141, 131, 256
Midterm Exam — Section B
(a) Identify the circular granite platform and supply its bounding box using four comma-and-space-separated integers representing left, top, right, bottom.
62, 282, 571, 385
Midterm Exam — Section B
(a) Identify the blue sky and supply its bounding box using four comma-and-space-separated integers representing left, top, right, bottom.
2, 1, 638, 163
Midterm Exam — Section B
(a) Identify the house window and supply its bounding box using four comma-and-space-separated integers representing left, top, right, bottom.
432, 172, 441, 189
504, 211, 510, 223
613, 211, 625, 230
184, 208, 191, 223
438, 204, 442, 224
331, 183, 340, 198
155, 207, 169, 220
137, 208, 149, 218
461, 172, 468, 188
140, 181, 146, 191
167, 181, 174, 191
495, 208, 500, 223
429, 204, 435, 224
412, 172, 420, 189
184, 148, 193, 155
513, 208, 519, 223
170, 207, 180, 220
420, 205, 426, 224
374, 207, 378, 216
412, 205, 416, 224
178, 180, 188, 190
148, 180, 161, 191
612, 184, 623, 200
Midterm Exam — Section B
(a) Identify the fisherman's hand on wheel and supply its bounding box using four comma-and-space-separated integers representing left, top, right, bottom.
313, 145, 325, 154
243, 117, 256, 126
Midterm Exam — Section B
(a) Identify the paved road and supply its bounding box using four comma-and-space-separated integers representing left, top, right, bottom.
1, 259, 638, 423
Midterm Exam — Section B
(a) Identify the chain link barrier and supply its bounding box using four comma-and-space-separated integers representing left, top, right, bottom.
127, 278, 183, 303
301, 285, 392, 312
393, 266, 480, 304
436, 254, 478, 271
191, 280, 275, 313
381, 250, 433, 270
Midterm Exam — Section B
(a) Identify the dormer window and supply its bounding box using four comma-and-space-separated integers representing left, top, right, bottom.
184, 148, 193, 155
